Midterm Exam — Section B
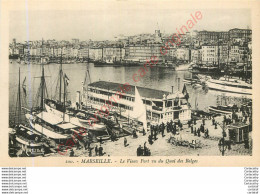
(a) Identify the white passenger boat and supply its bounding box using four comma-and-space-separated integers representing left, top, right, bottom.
206, 77, 252, 96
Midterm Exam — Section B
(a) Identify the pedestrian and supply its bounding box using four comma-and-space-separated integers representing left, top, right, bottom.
133, 129, 138, 138
137, 145, 143, 156
148, 135, 153, 145
95, 145, 98, 156
212, 117, 215, 126
151, 125, 154, 137
194, 128, 197, 136
188, 120, 191, 128
143, 127, 146, 136
214, 122, 218, 129
191, 125, 194, 133
69, 149, 74, 157
76, 140, 80, 150
162, 126, 165, 137
205, 128, 209, 138
154, 130, 157, 140
89, 147, 93, 157
197, 130, 201, 137
99, 145, 104, 156
124, 137, 129, 147
173, 124, 176, 135
99, 136, 103, 144
166, 122, 170, 133
202, 119, 205, 126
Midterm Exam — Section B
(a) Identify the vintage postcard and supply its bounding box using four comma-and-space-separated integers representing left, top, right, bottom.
0, 0, 260, 166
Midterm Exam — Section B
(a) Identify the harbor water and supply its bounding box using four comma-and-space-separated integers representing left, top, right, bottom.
9, 60, 226, 123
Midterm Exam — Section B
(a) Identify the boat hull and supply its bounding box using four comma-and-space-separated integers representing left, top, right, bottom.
208, 106, 232, 115
206, 81, 252, 95
45, 103, 107, 131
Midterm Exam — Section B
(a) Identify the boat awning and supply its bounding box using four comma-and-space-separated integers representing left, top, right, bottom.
37, 112, 63, 125
56, 123, 78, 130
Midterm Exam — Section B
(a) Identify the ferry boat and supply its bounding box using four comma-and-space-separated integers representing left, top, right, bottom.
86, 81, 191, 124
206, 77, 252, 96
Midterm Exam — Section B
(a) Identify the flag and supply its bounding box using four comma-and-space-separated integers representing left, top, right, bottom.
64, 74, 70, 86
22, 77, 27, 96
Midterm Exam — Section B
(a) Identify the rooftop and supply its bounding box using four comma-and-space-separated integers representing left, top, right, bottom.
88, 81, 172, 100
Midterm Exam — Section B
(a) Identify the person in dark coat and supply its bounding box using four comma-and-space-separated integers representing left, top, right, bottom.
173, 124, 176, 135
76, 140, 80, 150
206, 128, 209, 138
99, 145, 104, 156
124, 137, 129, 147
212, 117, 215, 126
161, 125, 165, 137
133, 129, 138, 138
89, 147, 93, 157
197, 129, 201, 137
148, 135, 153, 145
166, 122, 170, 133
214, 122, 218, 129
142, 127, 146, 136
151, 125, 154, 137
202, 118, 205, 126
69, 149, 74, 157
191, 125, 194, 133
137, 145, 143, 156
95, 145, 98, 156
194, 128, 197, 136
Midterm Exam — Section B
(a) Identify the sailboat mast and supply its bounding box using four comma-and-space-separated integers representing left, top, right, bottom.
86, 64, 88, 107
217, 34, 220, 71
18, 67, 21, 124
40, 62, 45, 110
63, 74, 66, 122
59, 51, 63, 102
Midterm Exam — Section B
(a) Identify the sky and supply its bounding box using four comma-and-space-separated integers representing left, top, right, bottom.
9, 8, 251, 43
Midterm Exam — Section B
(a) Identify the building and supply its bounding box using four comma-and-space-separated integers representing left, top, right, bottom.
201, 44, 218, 65
78, 47, 89, 59
191, 48, 202, 64
198, 31, 229, 42
87, 81, 191, 123
125, 44, 162, 62
176, 48, 190, 61
229, 28, 252, 42
103, 46, 125, 63
89, 47, 103, 61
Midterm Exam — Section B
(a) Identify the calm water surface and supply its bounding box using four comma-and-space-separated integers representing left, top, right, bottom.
9, 60, 218, 123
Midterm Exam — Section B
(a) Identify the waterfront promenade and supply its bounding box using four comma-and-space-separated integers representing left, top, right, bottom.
54, 115, 252, 157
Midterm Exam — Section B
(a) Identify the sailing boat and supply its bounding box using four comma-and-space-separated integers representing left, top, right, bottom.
130, 86, 147, 131
25, 61, 71, 150
44, 55, 107, 132
10, 67, 45, 157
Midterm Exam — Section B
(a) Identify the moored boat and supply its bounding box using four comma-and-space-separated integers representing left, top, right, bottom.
206, 77, 252, 95
14, 125, 45, 157
208, 104, 238, 115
